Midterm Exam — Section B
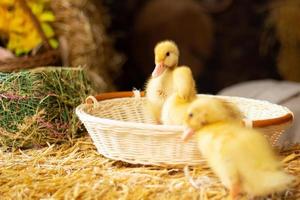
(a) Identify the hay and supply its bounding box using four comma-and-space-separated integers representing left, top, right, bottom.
51, 0, 124, 91
277, 46, 300, 82
0, 136, 299, 199
268, 0, 300, 47
0, 67, 93, 149
265, 0, 300, 82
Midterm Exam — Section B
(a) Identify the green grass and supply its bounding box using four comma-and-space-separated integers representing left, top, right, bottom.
0, 67, 94, 149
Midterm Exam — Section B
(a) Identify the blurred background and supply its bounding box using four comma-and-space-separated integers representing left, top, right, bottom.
105, 0, 299, 93
0, 0, 299, 93
1, 0, 300, 146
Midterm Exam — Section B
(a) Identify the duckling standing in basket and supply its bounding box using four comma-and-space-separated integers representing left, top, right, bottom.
182, 98, 294, 199
161, 66, 197, 125
145, 40, 179, 123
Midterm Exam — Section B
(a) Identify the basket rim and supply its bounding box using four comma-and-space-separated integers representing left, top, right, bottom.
76, 103, 184, 133
82, 91, 293, 128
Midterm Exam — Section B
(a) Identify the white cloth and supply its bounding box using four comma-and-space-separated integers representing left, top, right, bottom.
219, 79, 300, 145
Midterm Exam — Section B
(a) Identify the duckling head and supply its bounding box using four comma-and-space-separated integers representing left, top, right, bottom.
152, 40, 179, 78
182, 97, 236, 141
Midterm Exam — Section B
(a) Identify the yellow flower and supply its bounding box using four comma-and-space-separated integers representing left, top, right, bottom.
0, 6, 13, 35
0, 0, 58, 56
0, 0, 14, 6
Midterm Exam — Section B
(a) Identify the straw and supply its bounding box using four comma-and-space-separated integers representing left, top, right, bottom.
0, 136, 299, 199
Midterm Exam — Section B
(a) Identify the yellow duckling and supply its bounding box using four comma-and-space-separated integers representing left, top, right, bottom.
182, 97, 294, 199
145, 40, 179, 123
161, 66, 197, 125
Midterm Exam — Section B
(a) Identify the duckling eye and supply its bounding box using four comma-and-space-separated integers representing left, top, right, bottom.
166, 52, 170, 56
188, 113, 193, 118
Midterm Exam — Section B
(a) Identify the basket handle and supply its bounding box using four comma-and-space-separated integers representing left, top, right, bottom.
85, 91, 146, 104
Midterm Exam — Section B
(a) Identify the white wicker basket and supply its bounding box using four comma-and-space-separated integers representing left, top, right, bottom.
76, 91, 293, 166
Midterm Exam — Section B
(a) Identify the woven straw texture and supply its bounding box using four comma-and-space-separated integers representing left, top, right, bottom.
76, 95, 293, 166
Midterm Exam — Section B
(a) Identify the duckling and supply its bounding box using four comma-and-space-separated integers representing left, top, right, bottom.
145, 40, 179, 123
182, 97, 294, 199
161, 66, 197, 125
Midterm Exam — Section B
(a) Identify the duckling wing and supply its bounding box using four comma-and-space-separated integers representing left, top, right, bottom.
228, 127, 294, 196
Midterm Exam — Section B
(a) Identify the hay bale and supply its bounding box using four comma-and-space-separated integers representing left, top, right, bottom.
0, 137, 299, 199
277, 46, 300, 82
51, 0, 124, 91
0, 67, 93, 149
269, 0, 300, 47
267, 0, 300, 82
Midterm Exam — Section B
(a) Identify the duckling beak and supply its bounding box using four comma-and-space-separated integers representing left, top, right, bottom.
181, 127, 195, 142
152, 62, 165, 78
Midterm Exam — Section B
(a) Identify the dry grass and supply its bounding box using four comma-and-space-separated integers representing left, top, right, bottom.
0, 136, 299, 200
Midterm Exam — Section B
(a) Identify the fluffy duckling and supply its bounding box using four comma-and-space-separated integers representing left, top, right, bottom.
182, 97, 294, 199
145, 40, 179, 122
161, 66, 197, 125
